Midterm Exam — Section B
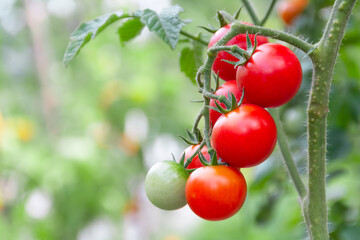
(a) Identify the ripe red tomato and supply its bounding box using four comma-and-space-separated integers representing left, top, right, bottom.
183, 144, 210, 169
209, 80, 247, 127
236, 43, 302, 108
208, 23, 268, 81
278, 0, 309, 25
212, 104, 277, 168
185, 165, 247, 221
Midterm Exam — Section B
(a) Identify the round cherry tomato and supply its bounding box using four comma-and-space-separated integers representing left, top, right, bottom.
278, 0, 309, 25
236, 43, 302, 108
145, 161, 189, 210
186, 165, 247, 221
183, 144, 210, 169
209, 80, 247, 127
208, 23, 269, 81
212, 104, 277, 168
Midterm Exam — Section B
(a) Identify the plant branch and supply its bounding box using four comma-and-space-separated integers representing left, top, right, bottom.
241, 0, 260, 25
269, 108, 306, 199
304, 0, 357, 239
180, 30, 208, 46
260, 0, 278, 26
230, 22, 315, 53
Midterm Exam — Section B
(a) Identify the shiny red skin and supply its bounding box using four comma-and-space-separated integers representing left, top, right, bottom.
185, 165, 247, 221
183, 144, 210, 169
212, 104, 277, 168
236, 43, 302, 108
208, 23, 268, 81
209, 81, 247, 127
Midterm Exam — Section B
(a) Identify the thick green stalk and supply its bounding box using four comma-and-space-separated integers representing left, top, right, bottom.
304, 0, 357, 239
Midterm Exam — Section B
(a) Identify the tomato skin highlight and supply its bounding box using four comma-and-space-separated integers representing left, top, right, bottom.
208, 23, 268, 81
212, 104, 277, 168
236, 43, 302, 108
145, 161, 189, 210
185, 165, 247, 221
183, 144, 210, 169
209, 80, 247, 127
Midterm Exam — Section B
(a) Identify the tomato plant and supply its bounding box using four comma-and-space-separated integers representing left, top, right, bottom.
185, 165, 247, 221
212, 104, 277, 168
145, 161, 189, 210
209, 80, 246, 127
183, 144, 210, 169
64, 0, 358, 238
208, 23, 268, 81
236, 43, 302, 108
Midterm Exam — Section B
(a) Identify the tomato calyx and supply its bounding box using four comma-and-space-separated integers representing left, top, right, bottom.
222, 32, 258, 68
217, 10, 236, 27
179, 128, 203, 145
206, 87, 246, 115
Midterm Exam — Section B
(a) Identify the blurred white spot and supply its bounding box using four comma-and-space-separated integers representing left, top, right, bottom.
2, 48, 32, 77
136, 0, 171, 12
57, 137, 95, 160
47, 0, 76, 18
143, 134, 183, 169
124, 109, 148, 143
0, 7, 25, 35
77, 218, 116, 240
25, 189, 52, 219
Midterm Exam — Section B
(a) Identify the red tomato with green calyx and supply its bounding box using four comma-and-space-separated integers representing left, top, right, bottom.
208, 23, 268, 81
209, 80, 247, 127
212, 104, 277, 168
186, 165, 247, 221
236, 43, 302, 108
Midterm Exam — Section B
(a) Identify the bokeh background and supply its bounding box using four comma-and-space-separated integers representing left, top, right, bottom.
1, 0, 360, 239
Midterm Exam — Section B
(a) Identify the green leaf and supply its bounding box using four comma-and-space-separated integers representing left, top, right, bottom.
118, 18, 145, 45
179, 39, 204, 83
63, 11, 129, 66
180, 47, 197, 84
140, 5, 187, 50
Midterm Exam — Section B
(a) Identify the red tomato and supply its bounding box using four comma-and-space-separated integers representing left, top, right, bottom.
183, 144, 210, 169
212, 104, 277, 168
278, 0, 309, 25
208, 23, 268, 81
209, 80, 247, 127
185, 165, 247, 221
236, 43, 302, 108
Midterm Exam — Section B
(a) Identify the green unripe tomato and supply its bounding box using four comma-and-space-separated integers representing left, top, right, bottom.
145, 160, 189, 210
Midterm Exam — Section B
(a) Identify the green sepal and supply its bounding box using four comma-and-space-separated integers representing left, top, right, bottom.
233, 6, 244, 20
213, 72, 220, 92
198, 152, 211, 166
237, 87, 246, 106
198, 25, 217, 34
208, 148, 219, 166
217, 10, 236, 27
178, 153, 186, 166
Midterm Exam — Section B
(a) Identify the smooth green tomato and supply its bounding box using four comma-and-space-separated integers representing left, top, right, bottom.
145, 160, 189, 210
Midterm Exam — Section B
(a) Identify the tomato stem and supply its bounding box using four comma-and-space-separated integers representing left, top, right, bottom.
304, 0, 357, 239
241, 0, 260, 25
259, 0, 278, 26
180, 30, 208, 46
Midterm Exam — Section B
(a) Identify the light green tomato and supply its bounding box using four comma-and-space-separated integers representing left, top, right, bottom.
145, 160, 189, 210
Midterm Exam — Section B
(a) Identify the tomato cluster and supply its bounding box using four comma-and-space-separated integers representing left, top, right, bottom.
145, 23, 302, 221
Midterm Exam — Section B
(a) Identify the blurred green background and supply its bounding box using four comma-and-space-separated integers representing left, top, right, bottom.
0, 0, 359, 239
